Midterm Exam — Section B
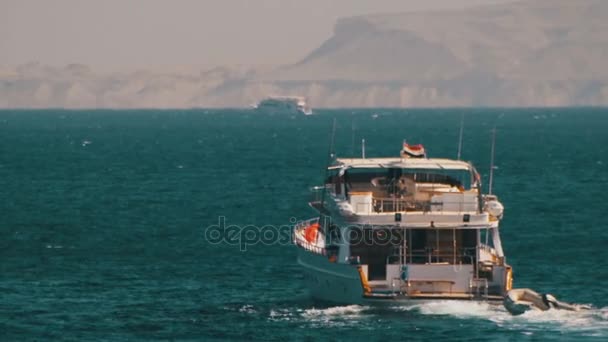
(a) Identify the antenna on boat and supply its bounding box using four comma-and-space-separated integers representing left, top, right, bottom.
457, 113, 464, 160
488, 127, 497, 195
361, 139, 366, 159
321, 118, 338, 207
351, 117, 356, 156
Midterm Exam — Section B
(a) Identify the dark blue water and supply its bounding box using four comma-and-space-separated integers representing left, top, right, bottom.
1, 108, 607, 341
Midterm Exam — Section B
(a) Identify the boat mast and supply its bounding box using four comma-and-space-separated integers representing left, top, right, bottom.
457, 113, 464, 160
321, 118, 338, 208
361, 139, 366, 159
489, 127, 496, 195
351, 117, 356, 156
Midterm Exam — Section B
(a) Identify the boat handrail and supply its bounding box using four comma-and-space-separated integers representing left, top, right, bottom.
372, 197, 430, 213
293, 234, 326, 255
469, 278, 489, 298
370, 197, 479, 214
309, 185, 332, 204
294, 217, 320, 229
387, 247, 477, 265
293, 218, 331, 256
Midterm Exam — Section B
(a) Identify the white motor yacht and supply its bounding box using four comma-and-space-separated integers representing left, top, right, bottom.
293, 142, 511, 305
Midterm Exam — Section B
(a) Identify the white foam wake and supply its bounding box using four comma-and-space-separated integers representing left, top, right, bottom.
299, 305, 371, 327
393, 300, 608, 336
302, 304, 368, 318
500, 306, 608, 336
269, 305, 369, 325
414, 300, 499, 318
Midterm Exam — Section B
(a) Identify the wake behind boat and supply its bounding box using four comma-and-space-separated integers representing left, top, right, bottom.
293, 141, 512, 305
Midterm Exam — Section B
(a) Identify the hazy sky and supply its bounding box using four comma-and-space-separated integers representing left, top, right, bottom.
1, 0, 519, 69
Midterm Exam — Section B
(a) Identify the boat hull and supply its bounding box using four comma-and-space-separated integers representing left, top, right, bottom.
298, 248, 503, 306
503, 295, 538, 315
297, 248, 366, 304
254, 97, 312, 115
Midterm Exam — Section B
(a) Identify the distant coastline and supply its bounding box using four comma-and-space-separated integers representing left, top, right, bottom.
2, 0, 607, 109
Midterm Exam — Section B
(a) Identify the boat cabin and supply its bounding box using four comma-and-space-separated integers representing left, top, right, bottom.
314, 158, 484, 222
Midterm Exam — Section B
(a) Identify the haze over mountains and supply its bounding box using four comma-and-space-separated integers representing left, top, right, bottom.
2, 0, 607, 108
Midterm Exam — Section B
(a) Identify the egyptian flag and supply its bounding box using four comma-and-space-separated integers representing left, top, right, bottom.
401, 141, 426, 158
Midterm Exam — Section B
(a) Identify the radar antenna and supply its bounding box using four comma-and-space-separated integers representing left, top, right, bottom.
489, 127, 497, 195
321, 118, 337, 207
457, 113, 464, 160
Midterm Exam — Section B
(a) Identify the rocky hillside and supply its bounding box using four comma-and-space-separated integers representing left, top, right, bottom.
2, 0, 608, 108
260, 0, 608, 107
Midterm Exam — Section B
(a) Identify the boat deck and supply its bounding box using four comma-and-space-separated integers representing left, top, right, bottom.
363, 290, 503, 302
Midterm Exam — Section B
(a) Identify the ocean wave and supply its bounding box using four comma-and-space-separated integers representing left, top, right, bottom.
268, 308, 298, 321
268, 305, 373, 327
300, 305, 372, 328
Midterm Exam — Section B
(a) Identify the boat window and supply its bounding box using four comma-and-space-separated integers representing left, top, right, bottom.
349, 226, 404, 280
407, 228, 478, 265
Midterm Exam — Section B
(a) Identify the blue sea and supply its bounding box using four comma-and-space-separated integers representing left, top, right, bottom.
1, 108, 607, 341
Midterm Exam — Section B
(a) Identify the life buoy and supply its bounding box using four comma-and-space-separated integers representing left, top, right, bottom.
304, 223, 320, 243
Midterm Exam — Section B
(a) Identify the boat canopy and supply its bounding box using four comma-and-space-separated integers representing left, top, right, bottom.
330, 158, 472, 171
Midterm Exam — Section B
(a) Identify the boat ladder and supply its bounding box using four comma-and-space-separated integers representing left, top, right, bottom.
469, 278, 489, 299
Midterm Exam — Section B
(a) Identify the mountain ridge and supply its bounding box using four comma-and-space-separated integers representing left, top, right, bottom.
2, 0, 608, 108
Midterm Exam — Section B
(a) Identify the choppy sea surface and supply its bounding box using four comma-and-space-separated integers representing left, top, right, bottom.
1, 108, 607, 341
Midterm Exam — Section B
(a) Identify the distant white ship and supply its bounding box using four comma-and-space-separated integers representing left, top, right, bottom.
253, 96, 313, 115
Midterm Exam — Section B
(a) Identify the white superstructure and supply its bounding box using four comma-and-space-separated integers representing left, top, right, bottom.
254, 96, 313, 115
293, 143, 512, 304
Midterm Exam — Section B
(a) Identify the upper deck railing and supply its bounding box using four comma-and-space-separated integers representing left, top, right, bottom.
386, 246, 477, 265
310, 184, 480, 215
371, 196, 478, 214
309, 185, 327, 204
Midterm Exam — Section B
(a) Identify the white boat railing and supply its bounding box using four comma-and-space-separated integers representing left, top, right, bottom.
370, 197, 478, 214
293, 218, 328, 256
309, 185, 332, 204
469, 278, 489, 298
372, 197, 430, 213
386, 247, 477, 265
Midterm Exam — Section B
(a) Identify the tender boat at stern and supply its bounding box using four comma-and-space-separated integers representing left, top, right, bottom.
504, 288, 592, 315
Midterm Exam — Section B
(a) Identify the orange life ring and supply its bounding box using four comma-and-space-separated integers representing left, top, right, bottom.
304, 223, 320, 243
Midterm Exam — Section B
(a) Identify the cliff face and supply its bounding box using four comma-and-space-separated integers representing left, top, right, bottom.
264, 0, 608, 107
286, 0, 608, 82
2, 0, 608, 108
